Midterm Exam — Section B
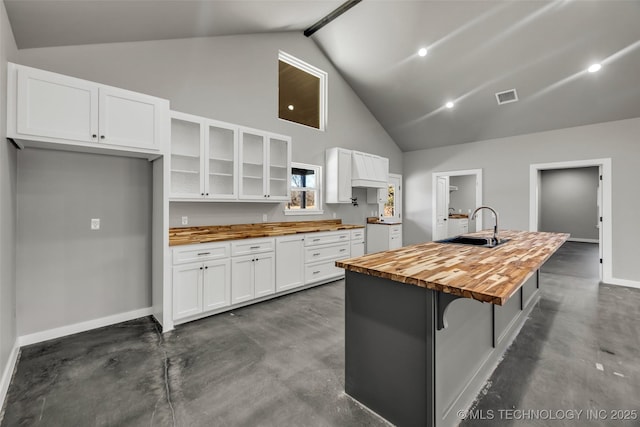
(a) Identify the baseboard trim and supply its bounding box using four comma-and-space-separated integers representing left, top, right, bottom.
0, 341, 20, 413
18, 307, 154, 347
567, 238, 599, 243
606, 277, 640, 290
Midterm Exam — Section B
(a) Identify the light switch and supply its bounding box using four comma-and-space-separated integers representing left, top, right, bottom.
91, 218, 100, 230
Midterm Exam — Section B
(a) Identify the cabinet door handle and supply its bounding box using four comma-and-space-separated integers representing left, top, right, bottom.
92, 134, 97, 138
204, 266, 208, 269
100, 135, 105, 139
197, 252, 211, 256
200, 267, 203, 270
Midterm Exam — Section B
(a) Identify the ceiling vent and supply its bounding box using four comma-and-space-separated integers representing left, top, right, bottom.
495, 89, 518, 105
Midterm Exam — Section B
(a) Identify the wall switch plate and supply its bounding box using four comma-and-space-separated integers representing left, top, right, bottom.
262, 214, 268, 222
181, 216, 188, 225
91, 218, 100, 230
332, 212, 337, 219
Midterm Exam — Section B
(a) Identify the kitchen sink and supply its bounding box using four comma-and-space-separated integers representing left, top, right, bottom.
436, 236, 510, 248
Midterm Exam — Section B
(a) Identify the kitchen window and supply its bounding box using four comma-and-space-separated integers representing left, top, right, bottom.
278, 51, 327, 131
285, 162, 323, 215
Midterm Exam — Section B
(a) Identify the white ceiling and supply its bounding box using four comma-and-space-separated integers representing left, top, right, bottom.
5, 0, 640, 152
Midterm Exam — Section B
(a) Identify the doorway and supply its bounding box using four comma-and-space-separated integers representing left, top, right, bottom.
432, 169, 483, 241
530, 158, 611, 283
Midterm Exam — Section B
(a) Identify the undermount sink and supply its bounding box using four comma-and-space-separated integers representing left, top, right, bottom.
436, 235, 510, 248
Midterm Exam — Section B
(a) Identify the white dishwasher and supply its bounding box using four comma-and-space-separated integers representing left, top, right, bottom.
366, 223, 402, 254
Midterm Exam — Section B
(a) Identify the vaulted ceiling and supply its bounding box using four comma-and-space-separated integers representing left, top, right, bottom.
5, 0, 640, 152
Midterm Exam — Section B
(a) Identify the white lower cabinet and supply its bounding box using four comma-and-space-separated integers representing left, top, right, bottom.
276, 235, 305, 292
172, 242, 231, 321
366, 223, 403, 253
231, 238, 275, 303
172, 229, 364, 325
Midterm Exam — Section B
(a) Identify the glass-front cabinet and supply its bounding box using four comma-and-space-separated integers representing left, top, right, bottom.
170, 114, 203, 198
170, 110, 290, 202
170, 111, 238, 200
239, 129, 291, 201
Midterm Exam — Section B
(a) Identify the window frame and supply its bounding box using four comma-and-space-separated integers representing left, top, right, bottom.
278, 51, 328, 131
284, 162, 324, 215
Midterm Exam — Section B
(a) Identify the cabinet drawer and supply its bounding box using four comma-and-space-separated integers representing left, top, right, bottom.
389, 225, 402, 236
305, 243, 349, 263
173, 242, 230, 265
231, 238, 275, 256
305, 260, 344, 284
304, 231, 350, 247
350, 229, 365, 242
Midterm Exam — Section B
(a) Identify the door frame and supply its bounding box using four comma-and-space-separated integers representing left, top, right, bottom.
432, 169, 483, 241
529, 158, 611, 283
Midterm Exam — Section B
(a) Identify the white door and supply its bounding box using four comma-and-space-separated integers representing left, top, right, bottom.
231, 256, 254, 304
597, 166, 603, 280
17, 66, 98, 143
98, 86, 160, 150
435, 176, 449, 240
172, 264, 203, 320
276, 236, 305, 292
254, 254, 276, 298
202, 259, 231, 312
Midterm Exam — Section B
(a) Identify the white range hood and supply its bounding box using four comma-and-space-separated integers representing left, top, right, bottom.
351, 150, 388, 189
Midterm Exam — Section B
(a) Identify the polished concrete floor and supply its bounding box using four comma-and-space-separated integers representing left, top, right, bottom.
2, 242, 639, 426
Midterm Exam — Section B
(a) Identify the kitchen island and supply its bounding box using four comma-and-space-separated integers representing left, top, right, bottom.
336, 230, 569, 427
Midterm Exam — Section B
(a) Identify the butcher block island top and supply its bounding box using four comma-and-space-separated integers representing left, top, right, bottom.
169, 219, 364, 246
336, 230, 569, 305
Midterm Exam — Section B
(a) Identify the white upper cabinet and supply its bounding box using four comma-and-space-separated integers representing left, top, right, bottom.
16, 65, 98, 144
170, 111, 238, 200
98, 86, 163, 150
239, 128, 291, 201
325, 147, 353, 203
8, 63, 168, 154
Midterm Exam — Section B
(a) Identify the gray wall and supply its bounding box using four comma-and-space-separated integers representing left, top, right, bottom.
449, 175, 477, 231
540, 167, 599, 241
403, 117, 640, 282
0, 0, 18, 384
16, 149, 152, 336
14, 32, 403, 227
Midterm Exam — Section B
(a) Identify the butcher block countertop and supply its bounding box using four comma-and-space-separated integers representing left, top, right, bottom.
336, 230, 569, 305
169, 219, 364, 246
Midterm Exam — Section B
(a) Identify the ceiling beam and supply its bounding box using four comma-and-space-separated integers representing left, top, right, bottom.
304, 0, 362, 37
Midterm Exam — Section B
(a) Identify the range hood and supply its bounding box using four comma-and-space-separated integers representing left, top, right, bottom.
351, 150, 388, 189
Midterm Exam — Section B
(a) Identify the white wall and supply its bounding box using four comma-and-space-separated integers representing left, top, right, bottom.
14, 32, 403, 227
404, 117, 640, 283
540, 167, 599, 241
16, 149, 152, 336
0, 0, 18, 398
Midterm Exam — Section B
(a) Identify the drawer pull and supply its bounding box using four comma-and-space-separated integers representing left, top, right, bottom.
339, 235, 347, 239
313, 253, 320, 256
250, 246, 260, 249
340, 249, 347, 252
313, 270, 321, 274
313, 238, 320, 242
197, 252, 211, 256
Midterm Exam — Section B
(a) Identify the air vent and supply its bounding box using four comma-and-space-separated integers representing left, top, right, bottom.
495, 89, 518, 105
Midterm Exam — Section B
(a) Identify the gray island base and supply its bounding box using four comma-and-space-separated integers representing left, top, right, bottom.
345, 270, 540, 427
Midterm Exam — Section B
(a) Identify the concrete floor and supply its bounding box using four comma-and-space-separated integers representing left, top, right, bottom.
2, 242, 639, 426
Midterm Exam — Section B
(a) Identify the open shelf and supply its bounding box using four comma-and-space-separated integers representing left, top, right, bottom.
172, 153, 199, 159
172, 169, 199, 175
210, 172, 233, 177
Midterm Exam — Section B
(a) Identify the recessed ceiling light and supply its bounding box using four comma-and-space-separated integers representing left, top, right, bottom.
418, 48, 428, 57
445, 101, 454, 109
588, 63, 602, 73
288, 104, 295, 110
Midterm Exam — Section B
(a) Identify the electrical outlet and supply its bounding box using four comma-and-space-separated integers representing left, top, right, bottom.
332, 212, 337, 219
91, 218, 100, 230
262, 214, 268, 222
181, 216, 188, 225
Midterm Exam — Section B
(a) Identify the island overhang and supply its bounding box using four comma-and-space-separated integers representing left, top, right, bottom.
336, 230, 569, 305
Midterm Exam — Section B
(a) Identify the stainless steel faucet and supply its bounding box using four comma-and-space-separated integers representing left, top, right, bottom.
471, 206, 499, 244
